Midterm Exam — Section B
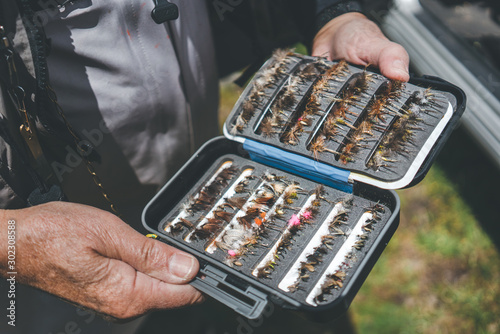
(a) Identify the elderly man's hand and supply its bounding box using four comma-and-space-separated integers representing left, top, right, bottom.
312, 12, 410, 82
0, 202, 203, 320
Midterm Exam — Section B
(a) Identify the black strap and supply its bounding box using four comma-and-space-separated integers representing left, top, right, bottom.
0, 2, 67, 203
1, 21, 57, 176
14, 0, 99, 159
27, 184, 66, 206
0, 113, 48, 195
16, 0, 62, 131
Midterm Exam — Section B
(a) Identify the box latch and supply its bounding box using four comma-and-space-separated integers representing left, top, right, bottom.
190, 264, 269, 319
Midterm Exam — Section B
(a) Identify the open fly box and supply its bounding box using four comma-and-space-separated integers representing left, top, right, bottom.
142, 51, 466, 321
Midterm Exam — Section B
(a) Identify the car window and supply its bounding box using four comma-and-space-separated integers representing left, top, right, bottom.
420, 0, 500, 72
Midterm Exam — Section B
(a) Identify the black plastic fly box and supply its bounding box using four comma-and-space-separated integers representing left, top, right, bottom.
141, 51, 466, 321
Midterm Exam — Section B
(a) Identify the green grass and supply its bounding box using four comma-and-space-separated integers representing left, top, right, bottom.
351, 166, 500, 334
218, 76, 244, 130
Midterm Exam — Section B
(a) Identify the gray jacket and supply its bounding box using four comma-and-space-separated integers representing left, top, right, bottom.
0, 1, 364, 333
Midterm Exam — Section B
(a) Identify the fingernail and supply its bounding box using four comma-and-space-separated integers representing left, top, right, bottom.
169, 253, 196, 280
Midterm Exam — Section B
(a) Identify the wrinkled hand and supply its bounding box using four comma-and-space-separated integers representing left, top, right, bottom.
0, 202, 203, 320
312, 12, 410, 82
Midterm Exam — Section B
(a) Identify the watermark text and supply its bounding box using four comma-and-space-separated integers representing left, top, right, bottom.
6, 219, 16, 327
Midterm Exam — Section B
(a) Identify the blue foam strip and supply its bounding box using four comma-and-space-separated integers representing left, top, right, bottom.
243, 139, 353, 193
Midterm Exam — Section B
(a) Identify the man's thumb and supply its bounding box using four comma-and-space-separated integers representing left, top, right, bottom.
100, 224, 199, 284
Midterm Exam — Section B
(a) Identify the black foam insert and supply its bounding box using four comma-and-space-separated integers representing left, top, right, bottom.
225, 53, 458, 183
156, 155, 394, 306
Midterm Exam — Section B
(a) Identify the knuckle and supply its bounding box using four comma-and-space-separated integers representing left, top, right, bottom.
140, 239, 165, 267
176, 286, 204, 307
389, 42, 409, 58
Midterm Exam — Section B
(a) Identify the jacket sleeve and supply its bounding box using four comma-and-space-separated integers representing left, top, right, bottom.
316, 0, 347, 14
313, 0, 364, 36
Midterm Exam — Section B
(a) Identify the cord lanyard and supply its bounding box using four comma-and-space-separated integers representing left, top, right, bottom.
0, 26, 53, 180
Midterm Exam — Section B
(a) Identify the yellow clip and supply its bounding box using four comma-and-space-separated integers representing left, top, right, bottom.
146, 234, 158, 239
19, 123, 43, 161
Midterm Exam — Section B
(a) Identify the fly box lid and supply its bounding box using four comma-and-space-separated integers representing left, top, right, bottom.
223, 51, 466, 190
142, 50, 466, 321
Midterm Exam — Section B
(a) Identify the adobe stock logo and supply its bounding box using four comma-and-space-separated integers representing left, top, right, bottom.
50, 120, 111, 182
225, 302, 275, 334
212, 0, 244, 21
